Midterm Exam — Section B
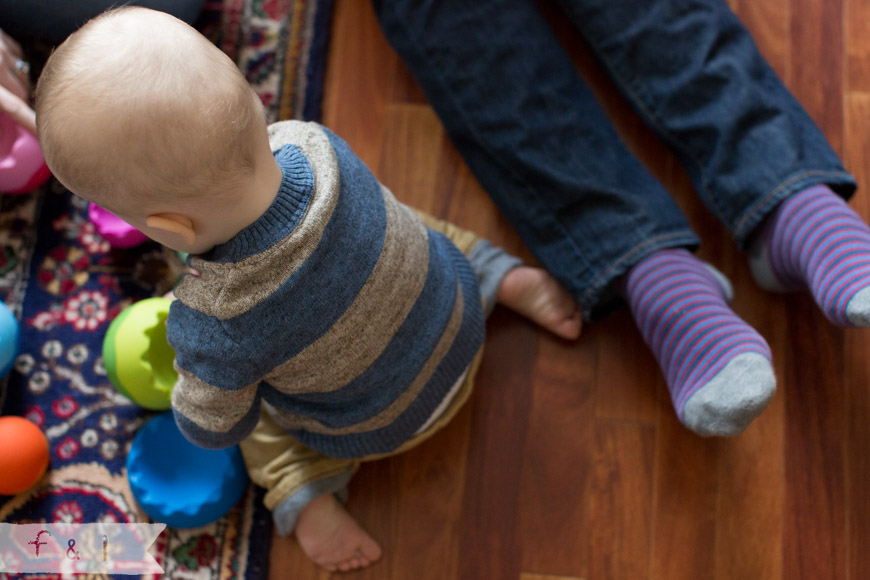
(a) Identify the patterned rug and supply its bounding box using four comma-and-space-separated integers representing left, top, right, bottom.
0, 1, 333, 578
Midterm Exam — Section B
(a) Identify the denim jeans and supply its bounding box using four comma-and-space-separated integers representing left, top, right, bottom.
0, 0, 205, 44
371, 0, 856, 319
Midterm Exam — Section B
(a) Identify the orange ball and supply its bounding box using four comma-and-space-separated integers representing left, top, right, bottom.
0, 416, 49, 495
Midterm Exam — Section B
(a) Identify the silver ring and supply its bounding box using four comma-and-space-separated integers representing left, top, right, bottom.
14, 59, 29, 76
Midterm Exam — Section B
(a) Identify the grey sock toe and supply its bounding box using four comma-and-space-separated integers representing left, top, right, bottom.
748, 235, 792, 293
846, 286, 870, 326
681, 353, 776, 437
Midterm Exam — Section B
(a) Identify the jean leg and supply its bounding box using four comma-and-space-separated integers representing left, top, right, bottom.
0, 0, 206, 44
372, 0, 699, 318
554, 0, 857, 246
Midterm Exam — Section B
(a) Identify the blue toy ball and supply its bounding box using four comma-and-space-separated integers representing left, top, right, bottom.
0, 301, 20, 377
127, 412, 248, 528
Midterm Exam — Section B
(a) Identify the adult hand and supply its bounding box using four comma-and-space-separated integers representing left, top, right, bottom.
0, 29, 35, 135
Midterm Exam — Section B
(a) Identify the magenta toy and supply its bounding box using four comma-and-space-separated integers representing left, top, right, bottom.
0, 113, 51, 194
88, 203, 148, 248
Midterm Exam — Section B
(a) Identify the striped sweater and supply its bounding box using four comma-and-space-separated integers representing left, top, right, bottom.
167, 121, 485, 459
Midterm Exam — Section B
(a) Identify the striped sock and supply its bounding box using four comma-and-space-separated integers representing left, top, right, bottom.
749, 185, 870, 326
623, 249, 775, 436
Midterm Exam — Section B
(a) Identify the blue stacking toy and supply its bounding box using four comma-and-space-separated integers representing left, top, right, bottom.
127, 412, 248, 528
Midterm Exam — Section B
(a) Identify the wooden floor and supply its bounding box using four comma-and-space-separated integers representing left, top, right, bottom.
269, 0, 870, 578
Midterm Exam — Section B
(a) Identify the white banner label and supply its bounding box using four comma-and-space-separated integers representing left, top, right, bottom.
0, 523, 165, 574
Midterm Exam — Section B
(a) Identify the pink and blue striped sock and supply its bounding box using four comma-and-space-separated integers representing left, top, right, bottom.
749, 185, 870, 326
623, 249, 776, 436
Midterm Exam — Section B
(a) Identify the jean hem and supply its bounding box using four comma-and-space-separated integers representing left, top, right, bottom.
731, 170, 857, 247
579, 229, 700, 320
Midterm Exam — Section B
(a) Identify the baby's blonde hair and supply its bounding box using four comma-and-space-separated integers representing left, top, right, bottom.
36, 7, 263, 215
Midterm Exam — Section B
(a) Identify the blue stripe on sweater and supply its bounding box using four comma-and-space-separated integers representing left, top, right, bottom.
260, 229, 459, 425
289, 240, 485, 459
168, 131, 388, 389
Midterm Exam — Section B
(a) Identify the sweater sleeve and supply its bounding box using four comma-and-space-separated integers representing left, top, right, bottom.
167, 300, 265, 450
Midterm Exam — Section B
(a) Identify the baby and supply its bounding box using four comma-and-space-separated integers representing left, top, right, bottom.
35, 7, 581, 572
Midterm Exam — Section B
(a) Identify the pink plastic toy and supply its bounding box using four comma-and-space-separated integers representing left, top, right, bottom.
88, 203, 149, 248
0, 113, 51, 194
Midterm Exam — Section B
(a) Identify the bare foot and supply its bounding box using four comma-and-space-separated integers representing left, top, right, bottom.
497, 266, 582, 339
295, 493, 382, 573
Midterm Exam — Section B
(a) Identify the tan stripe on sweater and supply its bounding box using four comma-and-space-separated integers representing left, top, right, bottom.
267, 280, 466, 435
171, 365, 260, 434
262, 185, 430, 394
175, 121, 340, 319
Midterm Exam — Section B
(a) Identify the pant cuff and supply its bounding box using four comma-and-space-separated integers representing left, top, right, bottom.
467, 240, 523, 316
272, 468, 356, 537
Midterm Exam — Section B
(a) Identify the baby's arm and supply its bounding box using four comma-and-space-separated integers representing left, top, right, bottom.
170, 366, 261, 449
166, 303, 264, 449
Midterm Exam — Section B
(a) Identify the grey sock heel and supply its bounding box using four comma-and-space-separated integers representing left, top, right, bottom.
747, 234, 793, 293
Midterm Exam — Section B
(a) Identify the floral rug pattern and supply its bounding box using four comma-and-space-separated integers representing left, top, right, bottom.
0, 1, 333, 578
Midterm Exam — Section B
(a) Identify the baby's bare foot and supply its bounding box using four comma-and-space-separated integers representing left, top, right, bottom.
295, 494, 382, 573
497, 266, 582, 339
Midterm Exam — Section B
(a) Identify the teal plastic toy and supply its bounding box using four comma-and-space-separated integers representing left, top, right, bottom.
102, 297, 176, 410
0, 301, 20, 378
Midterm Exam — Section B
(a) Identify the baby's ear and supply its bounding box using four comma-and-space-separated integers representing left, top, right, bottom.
145, 213, 196, 246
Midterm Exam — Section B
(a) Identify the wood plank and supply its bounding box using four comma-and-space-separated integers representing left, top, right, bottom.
782, 297, 847, 580
781, 2, 848, 577
321, 0, 405, 170
441, 159, 532, 259
593, 311, 660, 423
376, 104, 447, 214
268, 529, 327, 580
587, 421, 655, 580
789, 0, 845, 155
729, 0, 791, 81
713, 411, 785, 579
457, 312, 539, 580
844, 317, 870, 580
334, 459, 399, 580
518, 334, 595, 576
711, 250, 787, 580
388, 407, 472, 580
845, 0, 870, 92
520, 574, 585, 580
650, 394, 719, 580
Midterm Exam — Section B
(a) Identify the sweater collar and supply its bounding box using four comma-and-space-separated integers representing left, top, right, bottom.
202, 144, 315, 263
